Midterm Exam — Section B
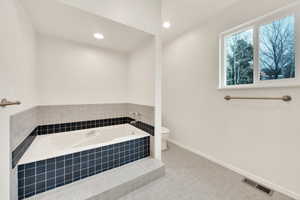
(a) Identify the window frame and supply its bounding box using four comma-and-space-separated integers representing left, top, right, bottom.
219, 4, 300, 89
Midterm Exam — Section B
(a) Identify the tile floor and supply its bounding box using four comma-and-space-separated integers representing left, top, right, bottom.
117, 142, 294, 200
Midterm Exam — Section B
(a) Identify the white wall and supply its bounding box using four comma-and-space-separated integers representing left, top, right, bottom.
163, 1, 300, 199
0, 0, 39, 199
59, 0, 161, 35
0, 0, 160, 199
128, 39, 155, 106
37, 35, 128, 105
59, 0, 163, 160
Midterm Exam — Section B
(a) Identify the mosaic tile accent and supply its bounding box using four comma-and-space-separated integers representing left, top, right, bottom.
12, 128, 38, 169
17, 136, 150, 200
129, 120, 154, 136
37, 117, 131, 135
37, 117, 154, 136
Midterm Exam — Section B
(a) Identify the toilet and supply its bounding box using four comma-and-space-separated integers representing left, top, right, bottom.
161, 127, 170, 151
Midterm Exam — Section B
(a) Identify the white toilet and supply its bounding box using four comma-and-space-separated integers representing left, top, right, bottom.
161, 127, 170, 151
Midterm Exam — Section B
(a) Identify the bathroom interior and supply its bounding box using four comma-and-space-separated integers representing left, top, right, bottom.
1, 0, 300, 200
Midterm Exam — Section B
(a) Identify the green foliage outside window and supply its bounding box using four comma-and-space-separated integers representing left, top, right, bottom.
225, 30, 254, 85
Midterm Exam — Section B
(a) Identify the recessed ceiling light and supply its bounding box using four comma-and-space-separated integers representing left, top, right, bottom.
94, 33, 104, 40
163, 21, 171, 29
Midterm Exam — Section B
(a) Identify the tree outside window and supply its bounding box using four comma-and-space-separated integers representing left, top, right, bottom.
259, 16, 295, 80
225, 30, 254, 85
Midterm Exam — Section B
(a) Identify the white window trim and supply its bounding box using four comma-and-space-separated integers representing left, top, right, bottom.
219, 2, 300, 90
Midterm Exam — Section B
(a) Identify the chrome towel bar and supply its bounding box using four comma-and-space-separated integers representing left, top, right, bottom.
224, 95, 292, 102
0, 98, 21, 107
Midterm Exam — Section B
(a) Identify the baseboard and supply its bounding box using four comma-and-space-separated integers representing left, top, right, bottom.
167, 138, 300, 200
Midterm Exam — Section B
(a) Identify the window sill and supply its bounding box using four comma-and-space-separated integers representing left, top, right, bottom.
218, 83, 300, 90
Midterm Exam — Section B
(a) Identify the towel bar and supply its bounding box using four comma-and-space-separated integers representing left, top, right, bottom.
224, 95, 292, 102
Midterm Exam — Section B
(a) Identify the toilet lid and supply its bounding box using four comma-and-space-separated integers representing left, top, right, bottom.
161, 127, 170, 134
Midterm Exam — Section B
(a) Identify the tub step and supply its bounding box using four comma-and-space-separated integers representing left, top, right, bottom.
25, 158, 165, 200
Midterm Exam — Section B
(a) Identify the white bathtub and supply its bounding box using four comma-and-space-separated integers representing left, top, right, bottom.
19, 124, 149, 165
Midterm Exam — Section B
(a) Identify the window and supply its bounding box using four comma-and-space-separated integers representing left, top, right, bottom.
259, 16, 295, 81
219, 7, 298, 89
225, 29, 254, 85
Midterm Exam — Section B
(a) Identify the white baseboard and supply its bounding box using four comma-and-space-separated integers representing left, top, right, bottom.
167, 138, 300, 200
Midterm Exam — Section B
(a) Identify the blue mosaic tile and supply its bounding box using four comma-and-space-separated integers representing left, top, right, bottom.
128, 119, 154, 136
17, 136, 150, 200
12, 128, 38, 168
37, 117, 130, 135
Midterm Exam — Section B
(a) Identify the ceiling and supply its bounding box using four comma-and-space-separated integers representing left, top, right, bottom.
161, 0, 242, 42
21, 0, 298, 48
161, 0, 299, 43
21, 0, 153, 53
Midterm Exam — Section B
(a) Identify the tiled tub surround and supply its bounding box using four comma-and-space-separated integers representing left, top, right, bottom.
37, 104, 130, 126
17, 125, 150, 200
12, 117, 154, 169
12, 117, 128, 169
38, 117, 154, 136
11, 103, 154, 149
19, 124, 150, 164
10, 107, 39, 151
11, 103, 155, 199
12, 128, 38, 169
11, 107, 39, 168
36, 103, 154, 127
11, 103, 155, 169
127, 103, 154, 126
130, 120, 154, 136
37, 117, 132, 135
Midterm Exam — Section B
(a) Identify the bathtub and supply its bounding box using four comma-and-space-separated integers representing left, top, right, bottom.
19, 124, 149, 164
17, 124, 150, 199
